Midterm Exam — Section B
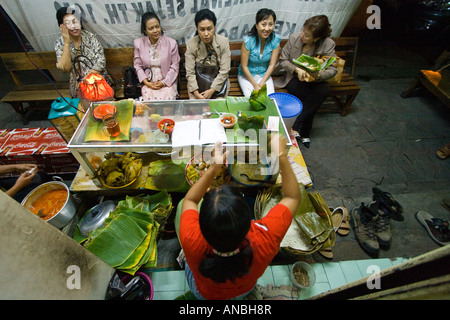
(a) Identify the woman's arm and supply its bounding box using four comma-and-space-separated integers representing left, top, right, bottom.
161, 38, 180, 87
258, 45, 280, 87
182, 142, 227, 211
185, 39, 204, 99
240, 42, 259, 90
273, 135, 300, 215
55, 25, 72, 72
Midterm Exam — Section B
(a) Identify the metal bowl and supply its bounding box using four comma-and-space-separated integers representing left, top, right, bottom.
21, 179, 77, 229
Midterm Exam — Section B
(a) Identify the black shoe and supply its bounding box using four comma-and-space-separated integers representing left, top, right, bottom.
301, 138, 310, 148
372, 187, 404, 221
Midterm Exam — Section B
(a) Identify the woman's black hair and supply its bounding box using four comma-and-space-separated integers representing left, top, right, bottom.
248, 8, 276, 44
194, 9, 217, 27
56, 6, 83, 28
303, 15, 332, 40
198, 184, 253, 283
141, 11, 164, 35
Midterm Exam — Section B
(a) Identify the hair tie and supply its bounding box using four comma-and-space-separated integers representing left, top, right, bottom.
212, 247, 240, 257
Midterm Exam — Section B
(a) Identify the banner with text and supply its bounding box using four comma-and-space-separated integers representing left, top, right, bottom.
0, 0, 361, 51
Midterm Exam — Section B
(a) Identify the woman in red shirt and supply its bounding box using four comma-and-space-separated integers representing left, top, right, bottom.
178, 135, 300, 300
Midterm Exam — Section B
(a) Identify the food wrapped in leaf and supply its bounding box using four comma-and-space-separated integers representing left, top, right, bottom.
292, 54, 336, 72
96, 152, 142, 188
106, 171, 125, 186
249, 84, 267, 111
237, 112, 265, 131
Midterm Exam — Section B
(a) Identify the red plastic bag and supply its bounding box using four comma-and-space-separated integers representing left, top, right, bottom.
79, 73, 114, 101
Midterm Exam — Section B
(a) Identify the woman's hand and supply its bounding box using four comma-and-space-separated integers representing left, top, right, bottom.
15, 164, 37, 173
144, 80, 165, 90
59, 24, 70, 43
253, 83, 262, 92
295, 67, 309, 82
212, 141, 228, 167
200, 88, 215, 99
193, 88, 215, 99
15, 170, 36, 188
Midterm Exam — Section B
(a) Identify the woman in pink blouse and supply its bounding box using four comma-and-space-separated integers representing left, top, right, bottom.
133, 12, 180, 100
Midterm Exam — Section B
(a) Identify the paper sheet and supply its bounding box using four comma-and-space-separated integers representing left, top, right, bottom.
171, 119, 227, 148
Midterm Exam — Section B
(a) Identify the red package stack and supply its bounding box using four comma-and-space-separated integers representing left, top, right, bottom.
0, 127, 79, 177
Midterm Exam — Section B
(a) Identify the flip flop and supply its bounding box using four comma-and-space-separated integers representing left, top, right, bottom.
318, 247, 333, 259
330, 207, 350, 236
415, 211, 450, 246
436, 145, 450, 160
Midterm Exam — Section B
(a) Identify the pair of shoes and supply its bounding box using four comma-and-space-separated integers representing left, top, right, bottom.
350, 202, 391, 255
331, 207, 350, 236
415, 211, 450, 246
372, 187, 403, 221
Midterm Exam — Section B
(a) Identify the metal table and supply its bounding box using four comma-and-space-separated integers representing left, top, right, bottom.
67, 99, 291, 180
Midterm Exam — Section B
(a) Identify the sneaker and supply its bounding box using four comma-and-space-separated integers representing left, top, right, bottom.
369, 201, 391, 248
350, 203, 379, 256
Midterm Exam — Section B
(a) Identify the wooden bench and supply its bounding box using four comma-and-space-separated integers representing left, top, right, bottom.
401, 49, 450, 108
0, 49, 134, 123
178, 37, 360, 116
0, 37, 359, 123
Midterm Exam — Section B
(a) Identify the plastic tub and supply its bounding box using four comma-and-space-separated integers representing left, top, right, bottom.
269, 93, 303, 131
290, 261, 316, 289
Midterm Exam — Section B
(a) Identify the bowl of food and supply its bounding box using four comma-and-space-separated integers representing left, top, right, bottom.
219, 113, 237, 129
185, 155, 230, 190
158, 118, 175, 134
21, 178, 77, 229
290, 261, 316, 289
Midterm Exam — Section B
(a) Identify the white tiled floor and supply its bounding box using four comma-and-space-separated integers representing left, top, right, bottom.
149, 257, 409, 300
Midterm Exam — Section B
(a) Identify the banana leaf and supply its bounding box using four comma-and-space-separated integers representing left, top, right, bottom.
237, 112, 265, 132
145, 160, 189, 192
249, 84, 267, 111
293, 184, 332, 246
84, 214, 147, 267
119, 221, 154, 271
143, 221, 160, 268
292, 54, 336, 72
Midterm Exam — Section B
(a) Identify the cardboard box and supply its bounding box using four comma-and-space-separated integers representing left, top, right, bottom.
0, 127, 79, 176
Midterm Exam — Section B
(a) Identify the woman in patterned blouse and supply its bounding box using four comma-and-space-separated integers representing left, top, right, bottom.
54, 6, 109, 99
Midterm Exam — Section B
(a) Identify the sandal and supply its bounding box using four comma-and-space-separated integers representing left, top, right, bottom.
373, 187, 404, 221
415, 211, 450, 246
318, 247, 333, 259
331, 207, 350, 236
436, 145, 450, 160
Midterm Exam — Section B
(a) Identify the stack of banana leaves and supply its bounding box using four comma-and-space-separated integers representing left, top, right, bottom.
255, 184, 334, 256
82, 190, 172, 274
